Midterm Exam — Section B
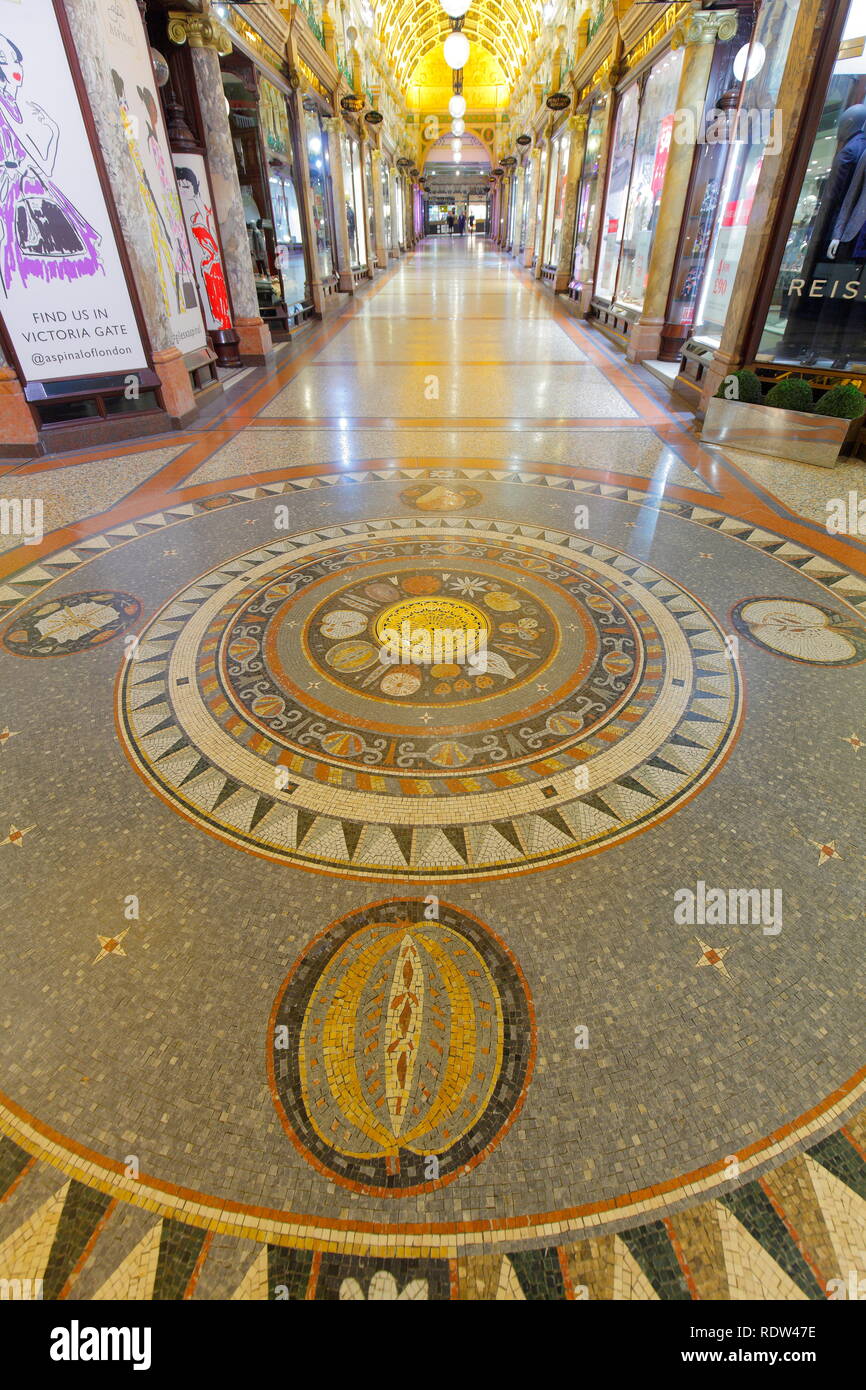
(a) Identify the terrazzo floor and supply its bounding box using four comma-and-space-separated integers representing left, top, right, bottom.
1, 239, 865, 1303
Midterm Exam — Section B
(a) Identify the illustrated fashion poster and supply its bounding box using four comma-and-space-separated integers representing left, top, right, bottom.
172, 153, 232, 333
102, 0, 206, 352
0, 0, 146, 383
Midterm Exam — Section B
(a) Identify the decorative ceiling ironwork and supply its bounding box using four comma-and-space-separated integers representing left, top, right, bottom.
376, 0, 540, 92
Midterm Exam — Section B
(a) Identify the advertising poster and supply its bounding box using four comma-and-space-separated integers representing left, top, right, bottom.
172, 153, 231, 332
102, 0, 207, 352
0, 0, 147, 383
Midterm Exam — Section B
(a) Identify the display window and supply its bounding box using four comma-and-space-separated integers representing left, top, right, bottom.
545, 130, 571, 266
534, 148, 548, 259
259, 78, 305, 306
663, 11, 754, 354
756, 0, 866, 370
689, 0, 800, 346
595, 82, 639, 299
342, 132, 367, 268
304, 105, 335, 281
381, 160, 393, 250
570, 96, 606, 290
518, 164, 530, 251
365, 146, 377, 263
617, 48, 683, 310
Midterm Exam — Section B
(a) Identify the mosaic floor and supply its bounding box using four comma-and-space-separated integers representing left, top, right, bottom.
1, 240, 865, 1301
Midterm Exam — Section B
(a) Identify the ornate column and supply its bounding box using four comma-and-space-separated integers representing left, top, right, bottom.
553, 113, 588, 292
522, 147, 541, 268
699, 0, 830, 407
322, 116, 355, 292
169, 6, 274, 364
372, 148, 388, 269
534, 121, 554, 280
627, 5, 738, 362
63, 0, 196, 421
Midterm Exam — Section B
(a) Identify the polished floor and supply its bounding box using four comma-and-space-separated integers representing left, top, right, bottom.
1, 239, 865, 1300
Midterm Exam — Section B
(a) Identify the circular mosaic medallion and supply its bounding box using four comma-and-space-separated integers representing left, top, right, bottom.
2, 591, 141, 658
732, 596, 866, 666
116, 521, 742, 879
268, 899, 535, 1194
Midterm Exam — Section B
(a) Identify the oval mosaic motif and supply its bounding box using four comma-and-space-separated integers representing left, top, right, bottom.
268, 899, 535, 1194
2, 591, 141, 657
731, 596, 866, 666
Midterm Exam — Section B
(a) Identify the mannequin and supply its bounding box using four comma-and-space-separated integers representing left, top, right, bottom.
780, 104, 866, 359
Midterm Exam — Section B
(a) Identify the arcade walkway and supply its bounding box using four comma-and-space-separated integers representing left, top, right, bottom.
1, 239, 865, 1301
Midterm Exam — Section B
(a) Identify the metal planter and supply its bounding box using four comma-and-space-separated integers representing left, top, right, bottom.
700, 397, 860, 467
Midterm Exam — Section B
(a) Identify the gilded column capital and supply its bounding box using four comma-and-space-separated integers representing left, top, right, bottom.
671, 6, 739, 49
568, 112, 588, 135
370, 147, 383, 165
167, 12, 232, 56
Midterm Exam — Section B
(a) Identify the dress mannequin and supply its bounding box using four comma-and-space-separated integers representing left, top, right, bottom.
780, 104, 866, 360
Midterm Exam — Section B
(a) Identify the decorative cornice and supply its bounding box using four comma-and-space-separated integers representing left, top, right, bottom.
671, 5, 739, 49
167, 12, 232, 56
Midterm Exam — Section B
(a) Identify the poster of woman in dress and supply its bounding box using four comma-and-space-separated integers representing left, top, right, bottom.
174, 157, 232, 332
0, 31, 102, 292
0, 0, 146, 384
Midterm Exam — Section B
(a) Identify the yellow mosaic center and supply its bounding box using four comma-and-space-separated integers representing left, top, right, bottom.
372, 595, 491, 646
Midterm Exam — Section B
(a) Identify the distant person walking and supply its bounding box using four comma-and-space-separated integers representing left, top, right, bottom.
446, 210, 455, 234
468, 213, 475, 233
458, 211, 466, 234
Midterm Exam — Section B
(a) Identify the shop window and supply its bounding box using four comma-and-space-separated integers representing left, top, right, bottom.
570, 96, 606, 292
365, 146, 377, 262
756, 0, 866, 370
381, 161, 393, 249
690, 0, 801, 347
305, 106, 336, 281
546, 131, 571, 266
595, 82, 640, 300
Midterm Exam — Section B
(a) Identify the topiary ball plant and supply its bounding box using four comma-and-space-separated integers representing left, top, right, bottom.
764, 377, 814, 412
813, 383, 866, 419
715, 369, 763, 404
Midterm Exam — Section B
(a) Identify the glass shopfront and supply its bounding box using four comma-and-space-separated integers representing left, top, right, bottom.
519, 163, 530, 251
756, 0, 866, 370
303, 105, 336, 283
223, 59, 306, 318
342, 132, 367, 269
534, 147, 548, 261
596, 47, 684, 311
395, 173, 405, 246
595, 82, 639, 299
381, 159, 393, 252
570, 96, 606, 291
258, 77, 305, 306
365, 146, 378, 265
544, 128, 571, 266
679, 0, 799, 349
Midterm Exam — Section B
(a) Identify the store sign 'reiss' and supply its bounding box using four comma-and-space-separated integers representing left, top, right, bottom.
0, 0, 149, 383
